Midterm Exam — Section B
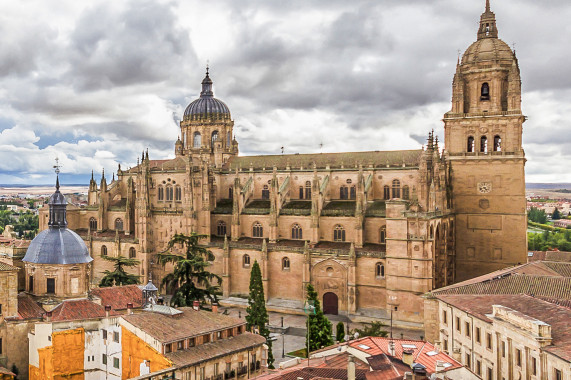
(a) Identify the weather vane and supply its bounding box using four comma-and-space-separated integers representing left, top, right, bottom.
53, 157, 62, 175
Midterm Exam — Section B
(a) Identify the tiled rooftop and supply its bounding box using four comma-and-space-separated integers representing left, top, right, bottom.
0, 262, 19, 271
51, 299, 118, 322
16, 293, 44, 320
90, 284, 144, 311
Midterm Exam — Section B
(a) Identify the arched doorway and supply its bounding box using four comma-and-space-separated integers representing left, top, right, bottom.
323, 292, 339, 315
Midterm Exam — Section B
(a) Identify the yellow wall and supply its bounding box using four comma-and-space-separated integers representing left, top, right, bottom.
29, 328, 85, 380
121, 327, 172, 379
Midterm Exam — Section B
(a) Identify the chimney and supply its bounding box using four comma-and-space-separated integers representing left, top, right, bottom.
347, 355, 356, 380
435, 361, 445, 373
212, 302, 218, 314
127, 303, 133, 315
388, 340, 396, 356
193, 300, 200, 311
411, 364, 428, 380
45, 311, 52, 322
105, 305, 111, 318
402, 349, 414, 367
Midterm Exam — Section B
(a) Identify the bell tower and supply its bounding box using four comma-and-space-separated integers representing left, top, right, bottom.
444, 0, 527, 282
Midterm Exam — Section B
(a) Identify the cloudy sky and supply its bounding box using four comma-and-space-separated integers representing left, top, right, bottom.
0, 0, 570, 185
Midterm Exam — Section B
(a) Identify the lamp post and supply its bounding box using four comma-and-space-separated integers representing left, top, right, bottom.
281, 316, 285, 358
387, 295, 399, 340
303, 300, 316, 367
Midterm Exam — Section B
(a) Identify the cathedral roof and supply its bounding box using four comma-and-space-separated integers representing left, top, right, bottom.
23, 228, 92, 265
183, 68, 231, 121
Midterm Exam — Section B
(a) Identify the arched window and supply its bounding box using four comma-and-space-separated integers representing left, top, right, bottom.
380, 226, 386, 244
217, 221, 227, 236
129, 247, 136, 259
305, 181, 311, 199
89, 217, 97, 231
211, 130, 219, 147
252, 222, 263, 238
383, 185, 390, 200
493, 135, 501, 152
175, 186, 181, 201
158, 186, 164, 201
282, 257, 290, 270
392, 179, 401, 199
467, 136, 475, 153
402, 186, 410, 200
115, 218, 123, 231
101, 245, 108, 256
340, 186, 348, 199
333, 225, 345, 242
429, 226, 434, 239
193, 132, 201, 148
481, 82, 490, 100
261, 185, 270, 199
350, 186, 356, 200
227, 131, 231, 147
243, 254, 250, 267
166, 186, 174, 201
375, 263, 385, 278
299, 186, 304, 199
229, 186, 233, 200
480, 136, 488, 153
291, 224, 303, 240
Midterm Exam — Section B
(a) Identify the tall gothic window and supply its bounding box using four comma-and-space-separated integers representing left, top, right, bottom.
166, 186, 174, 201
383, 185, 390, 200
291, 224, 303, 240
340, 186, 348, 199
193, 132, 201, 148
299, 186, 304, 199
493, 135, 501, 152
89, 217, 97, 231
375, 263, 385, 278
480, 82, 490, 100
380, 226, 386, 244
334, 225, 346, 242
175, 186, 182, 201
350, 186, 356, 200
392, 179, 401, 199
305, 181, 312, 199
101, 245, 108, 256
229, 186, 233, 200
115, 218, 123, 231
402, 186, 410, 200
158, 186, 164, 201
282, 257, 290, 270
480, 136, 488, 153
227, 131, 231, 147
217, 221, 227, 236
261, 185, 270, 199
252, 222, 263, 238
129, 247, 136, 259
467, 136, 475, 152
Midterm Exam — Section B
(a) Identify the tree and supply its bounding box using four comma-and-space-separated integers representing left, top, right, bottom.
552, 207, 561, 220
305, 284, 333, 353
99, 255, 140, 287
157, 233, 222, 307
246, 261, 274, 368
351, 321, 388, 338
528, 207, 548, 224
336, 322, 346, 343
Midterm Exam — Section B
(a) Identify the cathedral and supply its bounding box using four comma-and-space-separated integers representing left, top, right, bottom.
42, 1, 527, 326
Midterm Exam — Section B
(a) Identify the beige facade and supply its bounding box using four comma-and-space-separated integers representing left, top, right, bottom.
50, 2, 527, 327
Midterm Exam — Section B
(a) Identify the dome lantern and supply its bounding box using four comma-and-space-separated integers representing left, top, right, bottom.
183, 67, 231, 121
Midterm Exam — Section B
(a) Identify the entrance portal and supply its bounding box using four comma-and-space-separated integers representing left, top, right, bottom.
323, 292, 339, 315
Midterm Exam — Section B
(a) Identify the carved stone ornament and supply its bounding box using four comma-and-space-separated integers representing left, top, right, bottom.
477, 182, 492, 193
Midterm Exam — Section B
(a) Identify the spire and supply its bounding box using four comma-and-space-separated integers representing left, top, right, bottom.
48, 172, 68, 228
477, 0, 498, 40
91, 170, 94, 181
485, 0, 490, 12
55, 175, 60, 190
200, 65, 214, 98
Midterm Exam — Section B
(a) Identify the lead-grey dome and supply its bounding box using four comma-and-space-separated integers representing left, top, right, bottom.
23, 228, 92, 265
183, 69, 231, 121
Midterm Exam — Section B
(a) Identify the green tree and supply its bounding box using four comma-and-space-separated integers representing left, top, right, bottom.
245, 261, 274, 368
305, 284, 333, 353
157, 233, 222, 307
99, 255, 140, 287
336, 321, 346, 343
552, 207, 561, 220
351, 321, 388, 338
528, 207, 548, 224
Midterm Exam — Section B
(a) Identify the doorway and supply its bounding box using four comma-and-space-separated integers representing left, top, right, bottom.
323, 292, 339, 315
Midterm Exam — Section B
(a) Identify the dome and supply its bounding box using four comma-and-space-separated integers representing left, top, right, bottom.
23, 228, 92, 265
183, 68, 231, 121
461, 38, 514, 65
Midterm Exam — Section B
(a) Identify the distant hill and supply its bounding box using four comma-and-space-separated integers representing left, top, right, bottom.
526, 183, 571, 190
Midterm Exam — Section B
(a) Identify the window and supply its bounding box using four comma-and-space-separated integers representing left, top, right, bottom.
443, 339, 448, 352
217, 221, 227, 236
166, 186, 174, 201
465, 353, 471, 368
29, 275, 34, 292
252, 222, 263, 238
299, 186, 304, 199
214, 363, 219, 376
442, 310, 447, 325
375, 263, 384, 278
383, 185, 390, 200
129, 247, 136, 259
379, 226, 386, 244
188, 337, 195, 347
349, 186, 356, 200
305, 181, 311, 199
486, 333, 492, 350
227, 131, 231, 147
102, 329, 107, 340
114, 218, 123, 231
475, 327, 481, 343
340, 186, 348, 199
455, 317, 460, 332
216, 331, 222, 339
516, 348, 521, 367
89, 217, 97, 230
113, 357, 120, 369
200, 367, 205, 380
392, 179, 400, 198
282, 257, 290, 270
261, 185, 270, 199
211, 131, 219, 147
487, 367, 493, 380
333, 225, 345, 242
113, 331, 119, 343
402, 186, 410, 200
227, 328, 233, 338
476, 360, 481, 376
243, 254, 251, 268
47, 278, 55, 294
102, 354, 107, 365
555, 369, 562, 380
480, 136, 488, 153
291, 224, 302, 239
165, 344, 172, 353
532, 357, 537, 375
203, 334, 210, 344
467, 136, 475, 152
177, 341, 184, 350
175, 186, 182, 201
465, 321, 471, 337
229, 186, 233, 199
158, 186, 164, 201
501, 341, 505, 358
193, 132, 201, 148
481, 82, 490, 100
101, 245, 108, 256
493, 135, 501, 152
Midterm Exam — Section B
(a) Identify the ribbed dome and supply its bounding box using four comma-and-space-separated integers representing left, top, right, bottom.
23, 228, 92, 265
462, 38, 514, 65
183, 69, 231, 121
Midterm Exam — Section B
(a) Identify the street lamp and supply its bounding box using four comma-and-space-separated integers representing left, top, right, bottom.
387, 296, 399, 340
281, 316, 285, 358
303, 300, 316, 367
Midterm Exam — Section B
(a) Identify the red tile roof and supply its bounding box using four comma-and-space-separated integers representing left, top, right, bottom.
50, 299, 119, 322
16, 293, 44, 320
90, 284, 143, 311
0, 262, 18, 271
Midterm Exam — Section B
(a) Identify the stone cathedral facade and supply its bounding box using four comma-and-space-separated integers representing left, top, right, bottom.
41, 2, 527, 326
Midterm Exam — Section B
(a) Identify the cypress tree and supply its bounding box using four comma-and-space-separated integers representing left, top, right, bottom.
336, 321, 346, 343
246, 261, 274, 368
305, 283, 333, 354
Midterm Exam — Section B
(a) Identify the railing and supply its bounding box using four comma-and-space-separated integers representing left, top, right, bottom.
444, 110, 523, 118
321, 209, 354, 216
242, 208, 270, 215
403, 210, 443, 218
280, 208, 311, 216
365, 209, 386, 217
